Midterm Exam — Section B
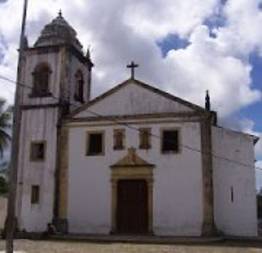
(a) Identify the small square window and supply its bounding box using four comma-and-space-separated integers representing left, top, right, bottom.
139, 128, 151, 150
30, 141, 45, 161
161, 130, 179, 153
31, 185, 40, 204
87, 132, 104, 156
113, 129, 125, 150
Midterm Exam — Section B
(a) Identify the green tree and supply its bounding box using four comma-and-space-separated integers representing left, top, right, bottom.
0, 98, 11, 158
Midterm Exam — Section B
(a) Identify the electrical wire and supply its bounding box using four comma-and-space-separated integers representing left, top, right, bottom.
0, 74, 261, 172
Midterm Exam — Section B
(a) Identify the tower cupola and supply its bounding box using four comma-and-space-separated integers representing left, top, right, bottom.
34, 11, 83, 51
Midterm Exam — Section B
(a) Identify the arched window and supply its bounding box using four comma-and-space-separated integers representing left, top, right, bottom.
32, 63, 51, 97
74, 70, 84, 103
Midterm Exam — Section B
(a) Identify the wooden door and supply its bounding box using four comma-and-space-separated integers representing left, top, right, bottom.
116, 179, 148, 234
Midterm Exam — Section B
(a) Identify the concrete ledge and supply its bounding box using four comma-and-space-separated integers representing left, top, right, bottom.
48, 234, 224, 245
224, 236, 262, 242
9, 232, 262, 247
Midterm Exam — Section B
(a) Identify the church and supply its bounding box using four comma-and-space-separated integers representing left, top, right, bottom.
15, 12, 259, 237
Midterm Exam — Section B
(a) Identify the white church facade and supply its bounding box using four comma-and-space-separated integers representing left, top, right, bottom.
15, 13, 259, 237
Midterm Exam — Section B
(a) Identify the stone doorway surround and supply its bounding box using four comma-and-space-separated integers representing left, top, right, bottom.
110, 147, 154, 234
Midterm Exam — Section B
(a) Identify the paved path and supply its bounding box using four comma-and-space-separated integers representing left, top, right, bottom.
0, 240, 262, 253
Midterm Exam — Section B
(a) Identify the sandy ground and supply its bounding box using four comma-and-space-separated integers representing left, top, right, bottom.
0, 197, 261, 252
0, 240, 261, 253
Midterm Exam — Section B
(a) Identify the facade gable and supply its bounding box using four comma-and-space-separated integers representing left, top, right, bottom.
70, 79, 206, 119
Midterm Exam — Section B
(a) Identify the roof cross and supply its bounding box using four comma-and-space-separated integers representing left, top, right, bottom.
127, 61, 139, 79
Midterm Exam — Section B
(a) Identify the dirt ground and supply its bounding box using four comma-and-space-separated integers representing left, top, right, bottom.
0, 240, 261, 253
0, 197, 261, 253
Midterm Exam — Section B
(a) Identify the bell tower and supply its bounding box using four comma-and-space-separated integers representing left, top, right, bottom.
15, 12, 93, 233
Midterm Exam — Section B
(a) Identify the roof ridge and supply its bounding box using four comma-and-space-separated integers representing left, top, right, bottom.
68, 78, 207, 118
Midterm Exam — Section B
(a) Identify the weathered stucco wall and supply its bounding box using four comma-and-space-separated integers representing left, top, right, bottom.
67, 120, 204, 236
21, 50, 63, 106
68, 53, 91, 107
16, 45, 92, 233
212, 126, 257, 236
76, 81, 193, 118
20, 48, 91, 109
16, 108, 58, 232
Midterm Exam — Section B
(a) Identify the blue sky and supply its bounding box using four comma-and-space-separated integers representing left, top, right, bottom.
157, 22, 262, 188
248, 53, 262, 136
0, 0, 261, 186
158, 31, 261, 154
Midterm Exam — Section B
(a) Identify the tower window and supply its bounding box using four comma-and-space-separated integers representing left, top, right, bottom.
139, 128, 151, 150
74, 70, 84, 103
113, 129, 125, 150
161, 129, 179, 153
31, 185, 40, 204
86, 132, 104, 156
31, 63, 52, 97
30, 141, 46, 161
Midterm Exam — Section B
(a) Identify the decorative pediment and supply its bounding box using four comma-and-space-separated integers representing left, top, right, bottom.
70, 79, 207, 119
111, 148, 154, 168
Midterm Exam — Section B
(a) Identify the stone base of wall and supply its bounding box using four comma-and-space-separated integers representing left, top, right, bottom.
53, 218, 68, 234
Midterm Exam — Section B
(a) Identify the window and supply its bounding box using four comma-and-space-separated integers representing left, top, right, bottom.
31, 63, 51, 97
230, 186, 234, 203
113, 129, 125, 150
139, 128, 151, 150
74, 70, 84, 103
87, 132, 104, 156
30, 141, 46, 161
161, 129, 179, 153
31, 185, 40, 204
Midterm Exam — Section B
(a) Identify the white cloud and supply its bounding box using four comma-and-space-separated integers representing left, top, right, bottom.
123, 0, 219, 38
0, 0, 261, 128
256, 160, 262, 190
161, 25, 261, 116
239, 118, 262, 159
0, 0, 262, 190
216, 0, 262, 57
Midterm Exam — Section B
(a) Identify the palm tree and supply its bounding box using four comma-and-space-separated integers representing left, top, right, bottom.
0, 99, 11, 158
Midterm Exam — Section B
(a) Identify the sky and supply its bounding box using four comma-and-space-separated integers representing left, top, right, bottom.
0, 0, 261, 187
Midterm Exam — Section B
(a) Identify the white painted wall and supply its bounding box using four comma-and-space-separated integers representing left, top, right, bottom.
20, 49, 91, 109
16, 108, 58, 232
21, 50, 63, 106
67, 120, 204, 236
76, 81, 193, 118
16, 46, 91, 233
212, 126, 258, 236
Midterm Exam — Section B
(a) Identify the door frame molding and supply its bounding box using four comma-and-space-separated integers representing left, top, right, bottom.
110, 166, 154, 234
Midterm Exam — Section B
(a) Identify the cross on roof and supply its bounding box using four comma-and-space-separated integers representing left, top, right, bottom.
127, 61, 139, 79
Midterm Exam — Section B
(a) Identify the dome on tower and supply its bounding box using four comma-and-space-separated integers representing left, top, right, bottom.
34, 11, 83, 51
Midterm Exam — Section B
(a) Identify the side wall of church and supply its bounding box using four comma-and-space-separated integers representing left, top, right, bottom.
16, 108, 59, 232
67, 120, 204, 236
212, 126, 257, 236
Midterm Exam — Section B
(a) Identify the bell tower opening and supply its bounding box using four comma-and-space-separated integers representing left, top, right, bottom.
31, 63, 52, 97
